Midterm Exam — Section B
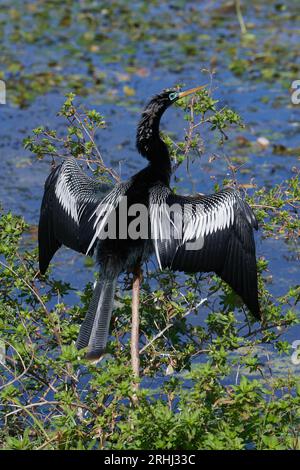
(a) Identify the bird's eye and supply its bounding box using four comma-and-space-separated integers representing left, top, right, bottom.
169, 92, 178, 101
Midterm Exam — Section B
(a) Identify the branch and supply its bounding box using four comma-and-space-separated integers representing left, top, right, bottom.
0, 260, 62, 347
73, 113, 121, 183
139, 297, 207, 354
131, 264, 142, 398
235, 0, 247, 35
74, 114, 104, 166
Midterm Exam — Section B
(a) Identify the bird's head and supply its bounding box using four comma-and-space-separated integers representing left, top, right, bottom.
136, 85, 205, 161
142, 85, 206, 117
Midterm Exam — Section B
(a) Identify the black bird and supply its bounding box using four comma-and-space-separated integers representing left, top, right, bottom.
39, 86, 260, 359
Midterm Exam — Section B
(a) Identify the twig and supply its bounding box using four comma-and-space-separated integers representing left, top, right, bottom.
139, 298, 207, 354
36, 435, 58, 450
5, 400, 97, 419
251, 204, 278, 210
172, 96, 197, 174
131, 264, 142, 398
235, 0, 247, 35
3, 355, 58, 393
73, 113, 121, 183
0, 260, 62, 346
241, 320, 292, 339
74, 114, 104, 165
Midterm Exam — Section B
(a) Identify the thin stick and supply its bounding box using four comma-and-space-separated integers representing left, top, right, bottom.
0, 260, 62, 346
74, 114, 104, 166
139, 298, 207, 354
73, 113, 121, 183
235, 0, 247, 35
131, 264, 142, 397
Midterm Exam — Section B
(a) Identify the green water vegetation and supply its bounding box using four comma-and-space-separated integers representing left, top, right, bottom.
1, 1, 299, 108
0, 90, 299, 450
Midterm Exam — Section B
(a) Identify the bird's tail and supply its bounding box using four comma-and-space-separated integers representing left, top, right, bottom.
75, 275, 118, 360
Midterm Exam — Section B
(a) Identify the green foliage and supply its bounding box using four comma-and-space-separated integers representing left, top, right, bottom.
247, 174, 300, 244
0, 91, 299, 450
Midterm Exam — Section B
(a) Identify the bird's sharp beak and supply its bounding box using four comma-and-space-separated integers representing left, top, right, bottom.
178, 85, 206, 99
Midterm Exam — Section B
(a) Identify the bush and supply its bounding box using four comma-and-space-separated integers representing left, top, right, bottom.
0, 91, 299, 450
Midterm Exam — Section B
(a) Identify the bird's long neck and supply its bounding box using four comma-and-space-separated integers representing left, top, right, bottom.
136, 104, 171, 185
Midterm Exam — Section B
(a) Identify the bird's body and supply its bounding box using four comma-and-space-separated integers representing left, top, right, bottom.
39, 87, 260, 359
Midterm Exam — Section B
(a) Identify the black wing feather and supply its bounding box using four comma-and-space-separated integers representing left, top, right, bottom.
151, 187, 260, 319
38, 158, 113, 274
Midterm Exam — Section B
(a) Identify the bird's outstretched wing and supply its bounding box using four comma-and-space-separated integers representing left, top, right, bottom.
150, 185, 260, 318
38, 157, 126, 274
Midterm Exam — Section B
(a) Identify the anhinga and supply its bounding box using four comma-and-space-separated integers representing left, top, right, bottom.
39, 86, 260, 359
